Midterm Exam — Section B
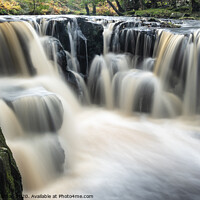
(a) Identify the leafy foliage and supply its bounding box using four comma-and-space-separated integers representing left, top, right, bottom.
16, 0, 70, 14
0, 0, 21, 14
135, 8, 173, 18
0, 0, 199, 17
96, 1, 116, 15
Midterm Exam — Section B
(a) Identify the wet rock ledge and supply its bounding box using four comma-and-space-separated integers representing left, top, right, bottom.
0, 129, 23, 200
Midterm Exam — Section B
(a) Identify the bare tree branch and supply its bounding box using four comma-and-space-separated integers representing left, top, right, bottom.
107, 0, 124, 16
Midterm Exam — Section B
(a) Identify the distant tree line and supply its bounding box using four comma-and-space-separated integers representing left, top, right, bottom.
102, 0, 200, 16
0, 0, 70, 15
0, 0, 199, 16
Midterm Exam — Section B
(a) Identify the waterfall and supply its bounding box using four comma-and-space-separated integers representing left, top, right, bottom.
0, 16, 200, 200
103, 22, 115, 55
0, 19, 79, 191
88, 21, 200, 117
39, 17, 89, 75
88, 53, 130, 108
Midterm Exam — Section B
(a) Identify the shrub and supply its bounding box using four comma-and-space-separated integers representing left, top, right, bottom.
0, 0, 21, 15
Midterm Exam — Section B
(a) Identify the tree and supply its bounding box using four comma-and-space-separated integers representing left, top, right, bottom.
115, 0, 124, 12
91, 0, 98, 15
16, 0, 52, 14
123, 0, 134, 11
107, 0, 144, 15
33, 0, 36, 14
169, 0, 176, 7
84, 2, 90, 15
0, 0, 21, 14
191, 0, 200, 11
81, 0, 98, 15
107, 0, 124, 15
151, 0, 157, 8
92, 3, 96, 14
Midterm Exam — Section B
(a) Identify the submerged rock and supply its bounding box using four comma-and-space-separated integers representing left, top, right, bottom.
1, 87, 64, 133
160, 21, 181, 28
0, 129, 23, 200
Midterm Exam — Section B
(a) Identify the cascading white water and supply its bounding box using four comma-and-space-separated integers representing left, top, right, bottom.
0, 20, 80, 192
0, 16, 200, 200
88, 53, 130, 108
103, 22, 115, 55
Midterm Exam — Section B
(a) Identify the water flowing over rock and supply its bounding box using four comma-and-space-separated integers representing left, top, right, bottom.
110, 21, 156, 58
38, 16, 104, 76
0, 15, 200, 200
0, 19, 70, 192
1, 87, 64, 133
84, 17, 200, 117
0, 22, 36, 76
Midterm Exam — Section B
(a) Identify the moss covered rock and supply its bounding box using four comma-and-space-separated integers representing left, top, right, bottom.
0, 129, 23, 200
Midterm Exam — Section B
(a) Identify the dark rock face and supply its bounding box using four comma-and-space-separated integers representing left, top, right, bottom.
77, 17, 103, 74
41, 17, 103, 76
39, 17, 103, 99
0, 129, 23, 200
41, 36, 68, 74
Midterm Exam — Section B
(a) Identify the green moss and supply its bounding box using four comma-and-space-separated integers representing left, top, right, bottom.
179, 16, 195, 20
125, 9, 135, 16
0, 129, 23, 199
135, 8, 173, 18
148, 17, 160, 22
0, 130, 6, 147
187, 11, 200, 20
72, 10, 85, 15
134, 8, 200, 19
0, 150, 15, 199
170, 12, 184, 19
173, 5, 191, 12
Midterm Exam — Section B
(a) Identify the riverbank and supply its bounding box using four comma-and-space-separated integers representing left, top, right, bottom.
0, 0, 200, 20
134, 8, 200, 20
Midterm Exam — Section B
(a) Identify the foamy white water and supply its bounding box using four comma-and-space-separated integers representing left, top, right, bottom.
23, 109, 200, 199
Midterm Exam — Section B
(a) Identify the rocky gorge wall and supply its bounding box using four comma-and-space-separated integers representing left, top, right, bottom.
0, 129, 23, 199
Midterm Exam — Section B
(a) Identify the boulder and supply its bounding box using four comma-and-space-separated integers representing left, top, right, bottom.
77, 17, 104, 74
1, 87, 64, 133
0, 129, 23, 200
40, 17, 103, 76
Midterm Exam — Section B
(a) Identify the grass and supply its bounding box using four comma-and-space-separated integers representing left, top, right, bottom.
135, 8, 174, 18
134, 8, 200, 20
